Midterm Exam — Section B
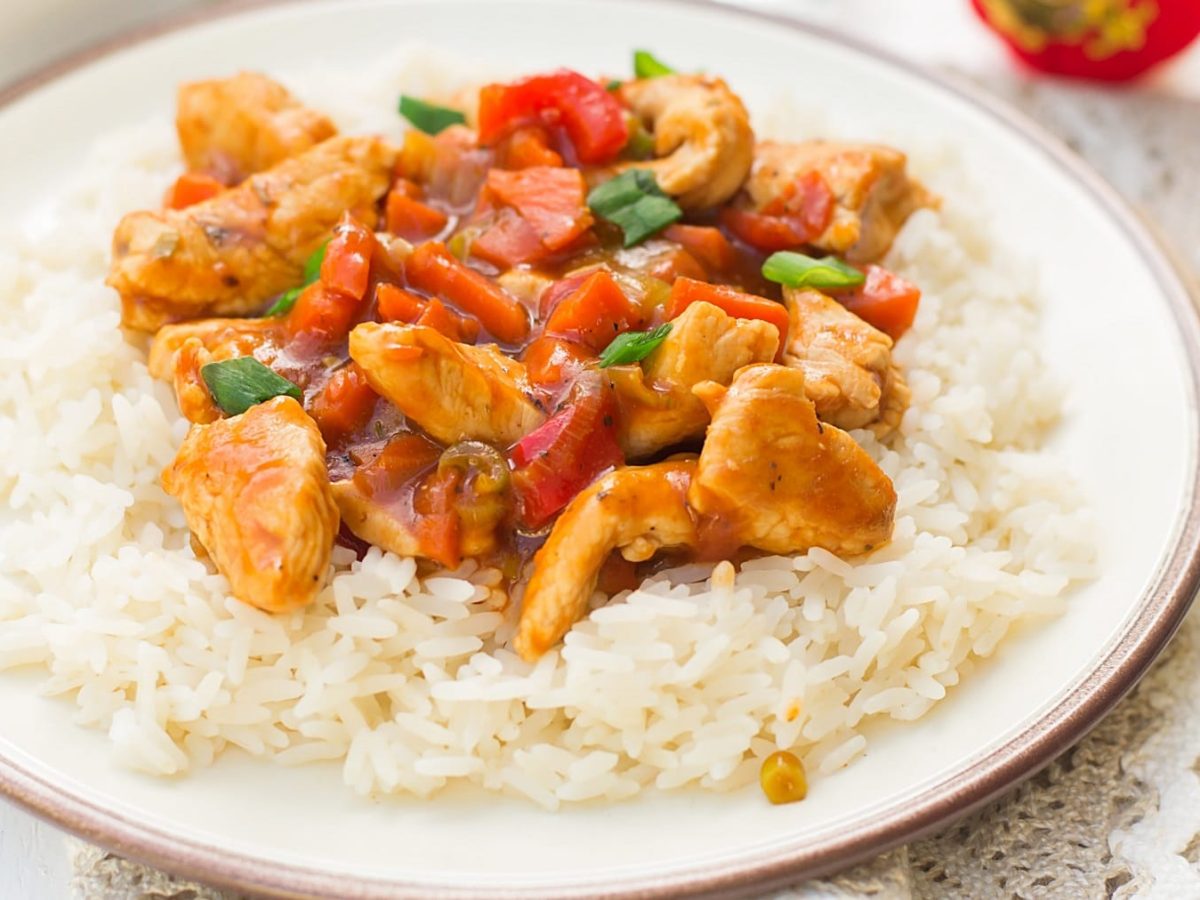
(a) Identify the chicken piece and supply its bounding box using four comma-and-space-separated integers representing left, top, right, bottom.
619, 74, 754, 211
109, 135, 395, 332
607, 301, 778, 458
176, 72, 337, 184
783, 288, 909, 436
746, 140, 934, 262
690, 365, 895, 557
331, 481, 424, 560
514, 461, 697, 661
161, 396, 339, 612
148, 317, 287, 423
147, 316, 284, 380
350, 322, 546, 446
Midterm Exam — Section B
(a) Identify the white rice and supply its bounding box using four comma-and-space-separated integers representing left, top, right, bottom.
0, 49, 1096, 808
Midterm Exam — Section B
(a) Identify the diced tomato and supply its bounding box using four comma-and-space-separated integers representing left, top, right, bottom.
414, 468, 463, 569
375, 283, 426, 323
477, 69, 629, 165
416, 298, 481, 344
405, 242, 530, 343
544, 269, 639, 351
663, 224, 736, 274
509, 379, 624, 529
164, 171, 224, 209
485, 167, 592, 252
522, 336, 593, 387
471, 209, 549, 269
386, 190, 449, 242
721, 172, 834, 252
309, 364, 378, 444
495, 125, 564, 169
321, 213, 376, 301
286, 281, 362, 341
667, 277, 789, 351
837, 265, 921, 341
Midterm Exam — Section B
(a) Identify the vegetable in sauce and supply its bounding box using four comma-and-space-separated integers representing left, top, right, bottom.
201, 357, 302, 415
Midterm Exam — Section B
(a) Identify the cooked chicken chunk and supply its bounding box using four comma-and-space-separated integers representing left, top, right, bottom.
515, 460, 697, 661
177, 72, 337, 184
109, 135, 395, 331
619, 74, 754, 211
607, 301, 778, 458
690, 365, 895, 557
349, 322, 546, 446
161, 396, 339, 612
149, 318, 287, 424
331, 481, 424, 559
747, 140, 933, 262
147, 316, 283, 380
783, 288, 909, 436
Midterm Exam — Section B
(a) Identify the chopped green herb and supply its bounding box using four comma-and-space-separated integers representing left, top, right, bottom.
264, 241, 328, 316
762, 251, 866, 291
633, 50, 675, 79
201, 357, 302, 416
598, 323, 673, 368
587, 170, 682, 247
398, 95, 466, 135
605, 78, 623, 92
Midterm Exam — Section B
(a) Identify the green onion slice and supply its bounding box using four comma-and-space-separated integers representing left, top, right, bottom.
762, 251, 866, 291
398, 95, 467, 135
587, 170, 682, 248
598, 323, 673, 368
633, 50, 675, 79
265, 242, 327, 316
201, 357, 302, 416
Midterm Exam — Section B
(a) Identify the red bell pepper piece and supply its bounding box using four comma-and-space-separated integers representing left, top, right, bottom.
720, 172, 834, 252
836, 265, 921, 341
509, 380, 623, 529
477, 69, 629, 165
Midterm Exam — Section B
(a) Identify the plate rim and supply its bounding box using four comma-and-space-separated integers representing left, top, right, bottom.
2, 0, 1199, 896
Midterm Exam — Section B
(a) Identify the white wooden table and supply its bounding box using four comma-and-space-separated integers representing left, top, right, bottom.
2, 1, 1197, 897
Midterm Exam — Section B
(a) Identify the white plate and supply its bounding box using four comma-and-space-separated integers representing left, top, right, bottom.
2, 1, 1199, 896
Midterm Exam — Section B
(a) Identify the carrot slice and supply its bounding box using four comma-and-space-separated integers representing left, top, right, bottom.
667, 277, 789, 347
386, 190, 449, 242
309, 364, 378, 443
320, 214, 376, 301
164, 172, 224, 210
416, 298, 481, 344
376, 283, 426, 323
663, 224, 736, 274
405, 242, 530, 343
545, 269, 640, 351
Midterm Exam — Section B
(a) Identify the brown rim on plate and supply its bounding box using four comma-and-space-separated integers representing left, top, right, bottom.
1, 1, 1198, 897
